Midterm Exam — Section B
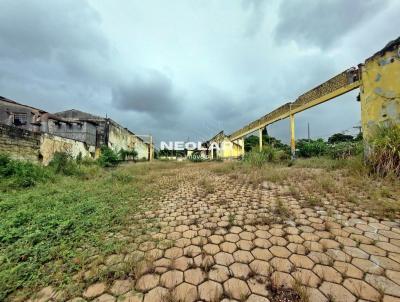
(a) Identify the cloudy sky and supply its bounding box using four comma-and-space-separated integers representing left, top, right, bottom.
1, 0, 399, 145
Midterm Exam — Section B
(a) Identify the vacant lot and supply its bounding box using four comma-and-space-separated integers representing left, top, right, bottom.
1, 160, 400, 302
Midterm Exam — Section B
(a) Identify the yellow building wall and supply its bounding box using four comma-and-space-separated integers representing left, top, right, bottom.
216, 137, 243, 159
360, 47, 400, 141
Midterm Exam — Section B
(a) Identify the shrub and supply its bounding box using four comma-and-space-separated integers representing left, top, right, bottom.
0, 153, 50, 188
367, 123, 400, 177
296, 139, 328, 158
49, 152, 81, 175
244, 146, 288, 167
119, 148, 138, 161
98, 146, 120, 167
329, 141, 363, 159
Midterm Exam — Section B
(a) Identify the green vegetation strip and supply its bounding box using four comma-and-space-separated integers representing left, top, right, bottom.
0, 157, 153, 301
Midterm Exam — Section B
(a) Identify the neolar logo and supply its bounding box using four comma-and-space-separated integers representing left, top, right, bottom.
160, 141, 233, 151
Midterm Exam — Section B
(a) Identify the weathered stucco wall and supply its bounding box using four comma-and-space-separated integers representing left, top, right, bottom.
40, 134, 96, 165
108, 124, 149, 160
0, 124, 41, 162
360, 42, 400, 142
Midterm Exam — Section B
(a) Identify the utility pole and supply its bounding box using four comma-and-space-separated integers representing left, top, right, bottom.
307, 122, 310, 141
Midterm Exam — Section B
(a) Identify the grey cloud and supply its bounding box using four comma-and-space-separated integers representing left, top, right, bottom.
112, 70, 181, 116
0, 0, 108, 61
0, 0, 110, 83
242, 0, 267, 37
274, 0, 387, 49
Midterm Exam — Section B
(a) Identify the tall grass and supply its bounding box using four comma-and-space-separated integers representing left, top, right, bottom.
243, 146, 289, 167
368, 123, 400, 177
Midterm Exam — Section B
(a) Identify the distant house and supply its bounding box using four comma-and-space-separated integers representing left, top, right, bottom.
0, 96, 97, 146
54, 109, 152, 160
0, 96, 153, 161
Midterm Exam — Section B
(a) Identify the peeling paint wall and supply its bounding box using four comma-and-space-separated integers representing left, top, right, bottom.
108, 124, 149, 160
360, 45, 400, 141
40, 134, 95, 165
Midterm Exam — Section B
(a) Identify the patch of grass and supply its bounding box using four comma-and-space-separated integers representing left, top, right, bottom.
198, 178, 215, 194
0, 161, 163, 301
0, 153, 52, 189
367, 122, 400, 177
306, 195, 322, 207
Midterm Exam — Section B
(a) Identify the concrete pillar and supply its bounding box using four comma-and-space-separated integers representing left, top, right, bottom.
259, 128, 263, 152
360, 41, 400, 149
290, 114, 296, 158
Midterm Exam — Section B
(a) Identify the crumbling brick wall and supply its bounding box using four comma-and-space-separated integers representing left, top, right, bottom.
0, 124, 41, 162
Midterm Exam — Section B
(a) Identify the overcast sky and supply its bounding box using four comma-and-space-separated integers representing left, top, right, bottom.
1, 0, 399, 144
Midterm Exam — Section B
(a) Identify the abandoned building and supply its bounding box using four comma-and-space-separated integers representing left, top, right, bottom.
55, 109, 151, 160
0, 96, 152, 163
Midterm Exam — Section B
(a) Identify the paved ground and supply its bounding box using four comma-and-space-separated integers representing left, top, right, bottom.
29, 164, 400, 302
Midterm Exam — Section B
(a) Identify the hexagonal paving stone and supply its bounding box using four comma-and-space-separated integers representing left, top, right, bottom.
160, 270, 183, 289
254, 238, 272, 249
116, 291, 143, 302
209, 264, 230, 282
365, 274, 400, 297
209, 235, 224, 244
220, 242, 237, 253
173, 282, 198, 302
333, 261, 363, 279
184, 245, 201, 257
143, 287, 169, 302
371, 255, 400, 271
255, 230, 271, 239
269, 236, 288, 246
184, 268, 205, 285
229, 262, 251, 279
320, 281, 356, 302
247, 277, 270, 297
343, 278, 381, 301
225, 233, 240, 243
183, 230, 197, 239
312, 265, 342, 284
83, 283, 107, 299
270, 272, 295, 288
203, 243, 220, 255
135, 274, 160, 292
269, 246, 291, 258
236, 240, 254, 250
110, 280, 133, 296
289, 254, 314, 269
359, 244, 387, 256
173, 256, 192, 271
249, 260, 272, 277
233, 250, 254, 263
165, 247, 183, 259
343, 246, 369, 259
224, 278, 251, 300
93, 294, 116, 302
386, 270, 400, 287
246, 294, 270, 302
214, 252, 235, 266
352, 258, 385, 275
198, 280, 223, 302
292, 268, 321, 287
270, 257, 293, 273
307, 288, 328, 302
239, 231, 256, 241
251, 248, 273, 261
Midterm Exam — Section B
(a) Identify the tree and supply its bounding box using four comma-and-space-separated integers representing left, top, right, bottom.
328, 133, 354, 144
